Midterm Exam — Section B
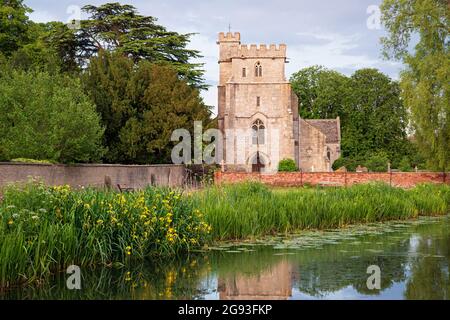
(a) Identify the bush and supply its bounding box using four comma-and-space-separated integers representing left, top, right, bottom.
0, 70, 105, 163
332, 157, 361, 172
398, 156, 413, 172
278, 158, 298, 172
365, 152, 390, 172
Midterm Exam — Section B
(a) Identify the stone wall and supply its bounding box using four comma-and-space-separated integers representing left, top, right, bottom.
214, 171, 448, 188
0, 163, 186, 189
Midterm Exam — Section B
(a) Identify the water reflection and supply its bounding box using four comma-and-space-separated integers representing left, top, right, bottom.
1, 216, 449, 300
218, 260, 293, 300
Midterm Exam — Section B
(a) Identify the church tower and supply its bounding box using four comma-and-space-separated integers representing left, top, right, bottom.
217, 32, 299, 173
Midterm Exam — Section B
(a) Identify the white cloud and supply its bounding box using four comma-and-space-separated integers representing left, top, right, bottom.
287, 32, 378, 74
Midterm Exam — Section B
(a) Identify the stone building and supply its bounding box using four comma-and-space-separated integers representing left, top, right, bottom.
217, 32, 341, 172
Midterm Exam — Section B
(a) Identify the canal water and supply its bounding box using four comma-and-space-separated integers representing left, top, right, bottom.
3, 216, 449, 300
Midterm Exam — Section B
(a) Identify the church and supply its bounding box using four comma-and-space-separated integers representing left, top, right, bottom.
217, 32, 341, 173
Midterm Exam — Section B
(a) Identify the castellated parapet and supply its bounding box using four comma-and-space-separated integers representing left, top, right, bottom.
217, 32, 241, 43
233, 44, 287, 58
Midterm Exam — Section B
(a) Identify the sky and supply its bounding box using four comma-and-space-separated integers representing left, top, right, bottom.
24, 0, 403, 115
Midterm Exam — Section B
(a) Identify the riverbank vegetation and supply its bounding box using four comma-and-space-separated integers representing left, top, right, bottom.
0, 182, 211, 288
1, 181, 449, 288
192, 182, 450, 240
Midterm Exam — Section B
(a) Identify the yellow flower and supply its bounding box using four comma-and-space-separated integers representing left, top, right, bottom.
8, 219, 14, 225
96, 219, 104, 225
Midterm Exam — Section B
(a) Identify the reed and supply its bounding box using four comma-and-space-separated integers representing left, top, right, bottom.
0, 181, 211, 288
191, 182, 450, 240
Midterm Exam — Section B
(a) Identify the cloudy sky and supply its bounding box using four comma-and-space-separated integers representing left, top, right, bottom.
24, 0, 403, 114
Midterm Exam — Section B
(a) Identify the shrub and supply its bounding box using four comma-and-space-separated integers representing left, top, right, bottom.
278, 158, 298, 172
398, 156, 413, 172
332, 157, 360, 172
365, 152, 390, 172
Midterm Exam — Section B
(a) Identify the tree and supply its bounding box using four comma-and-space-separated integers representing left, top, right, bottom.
83, 51, 212, 164
290, 66, 348, 119
76, 3, 205, 88
0, 69, 105, 163
341, 69, 410, 165
381, 0, 449, 170
291, 66, 413, 168
0, 0, 31, 56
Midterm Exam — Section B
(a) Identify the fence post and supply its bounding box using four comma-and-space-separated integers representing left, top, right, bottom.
344, 171, 347, 187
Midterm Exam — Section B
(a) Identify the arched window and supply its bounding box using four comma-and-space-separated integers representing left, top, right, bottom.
255, 62, 262, 77
252, 119, 265, 145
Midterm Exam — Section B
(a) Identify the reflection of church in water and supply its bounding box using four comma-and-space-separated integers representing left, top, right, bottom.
218, 261, 294, 300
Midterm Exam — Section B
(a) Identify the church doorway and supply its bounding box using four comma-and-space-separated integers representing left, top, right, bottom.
251, 151, 266, 173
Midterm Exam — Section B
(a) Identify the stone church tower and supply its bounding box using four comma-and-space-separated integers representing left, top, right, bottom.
217, 32, 341, 173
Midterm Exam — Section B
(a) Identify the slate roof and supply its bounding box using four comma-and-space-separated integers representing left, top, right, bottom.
305, 119, 340, 144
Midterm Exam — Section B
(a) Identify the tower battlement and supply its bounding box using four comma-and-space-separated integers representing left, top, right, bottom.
218, 32, 241, 43
233, 44, 287, 58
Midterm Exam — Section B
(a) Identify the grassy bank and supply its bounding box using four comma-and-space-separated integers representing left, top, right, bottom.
191, 182, 450, 240
0, 182, 211, 288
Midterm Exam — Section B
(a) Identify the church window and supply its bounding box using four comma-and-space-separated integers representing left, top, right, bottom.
255, 62, 262, 77
252, 119, 265, 145
256, 96, 261, 107
242, 68, 246, 77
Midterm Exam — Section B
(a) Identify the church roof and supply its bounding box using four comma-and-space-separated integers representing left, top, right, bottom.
305, 119, 340, 144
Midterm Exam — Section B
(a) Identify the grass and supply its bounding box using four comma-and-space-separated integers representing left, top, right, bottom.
191, 182, 450, 240
0, 181, 211, 288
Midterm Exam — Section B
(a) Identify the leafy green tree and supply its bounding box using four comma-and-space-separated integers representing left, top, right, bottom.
0, 70, 105, 163
381, 0, 449, 171
77, 3, 205, 88
0, 0, 31, 56
341, 69, 410, 165
83, 51, 211, 164
290, 66, 348, 119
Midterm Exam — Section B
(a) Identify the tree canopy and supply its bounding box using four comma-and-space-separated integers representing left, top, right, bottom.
381, 0, 449, 170
77, 3, 206, 88
291, 66, 414, 169
290, 66, 348, 119
0, 69, 105, 163
83, 51, 212, 164
0, 0, 31, 56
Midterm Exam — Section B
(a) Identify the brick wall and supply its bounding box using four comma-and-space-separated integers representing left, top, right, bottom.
214, 171, 448, 188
